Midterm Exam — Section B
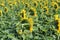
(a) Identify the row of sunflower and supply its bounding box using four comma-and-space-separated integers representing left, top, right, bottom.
0, 0, 60, 40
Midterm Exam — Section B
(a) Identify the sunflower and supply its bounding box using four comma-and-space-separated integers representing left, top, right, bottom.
0, 10, 2, 16
21, 9, 28, 19
54, 14, 59, 20
33, 1, 38, 7
44, 0, 48, 6
4, 7, 8, 13
28, 18, 33, 32
58, 18, 60, 25
43, 6, 49, 14
51, 1, 58, 11
57, 0, 60, 2
30, 7, 37, 16
0, 3, 5, 7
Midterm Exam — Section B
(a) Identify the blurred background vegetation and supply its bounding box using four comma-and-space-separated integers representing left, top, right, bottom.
0, 0, 60, 40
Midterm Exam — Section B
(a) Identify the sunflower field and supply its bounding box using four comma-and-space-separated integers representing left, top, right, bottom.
0, 0, 60, 40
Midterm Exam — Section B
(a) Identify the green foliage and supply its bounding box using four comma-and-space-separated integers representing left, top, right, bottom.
0, 0, 60, 40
